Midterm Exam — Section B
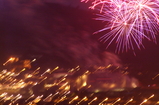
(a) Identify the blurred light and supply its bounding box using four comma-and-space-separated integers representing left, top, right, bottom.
112, 98, 121, 105
88, 97, 97, 105
31, 59, 36, 62
124, 98, 133, 105
68, 96, 78, 104
77, 96, 88, 105
99, 97, 108, 105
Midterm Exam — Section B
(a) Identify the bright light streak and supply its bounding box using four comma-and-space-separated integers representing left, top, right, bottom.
140, 94, 154, 105
68, 96, 79, 104
41, 69, 51, 76
140, 99, 148, 105
52, 92, 59, 98
88, 97, 97, 105
0, 93, 7, 97
152, 74, 159, 80
25, 94, 34, 102
12, 95, 22, 103
31, 59, 36, 62
81, 0, 159, 53
56, 78, 66, 85
38, 77, 47, 84
33, 95, 43, 103
55, 96, 67, 104
124, 98, 133, 105
5, 95, 13, 101
51, 66, 59, 73
77, 96, 88, 105
112, 98, 121, 105
99, 97, 108, 105
11, 94, 21, 102
148, 94, 154, 99
43, 94, 53, 102
3, 57, 16, 65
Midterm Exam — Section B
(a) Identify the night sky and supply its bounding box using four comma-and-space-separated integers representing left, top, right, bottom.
0, 0, 159, 76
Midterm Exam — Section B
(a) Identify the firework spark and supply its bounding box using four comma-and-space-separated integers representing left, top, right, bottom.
82, 0, 159, 53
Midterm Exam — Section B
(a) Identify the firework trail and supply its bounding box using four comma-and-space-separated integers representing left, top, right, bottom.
82, 0, 159, 53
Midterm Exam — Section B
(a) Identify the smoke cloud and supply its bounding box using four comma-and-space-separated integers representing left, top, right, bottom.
0, 0, 141, 90
0, 0, 122, 68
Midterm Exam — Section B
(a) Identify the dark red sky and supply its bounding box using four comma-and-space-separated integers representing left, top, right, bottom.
0, 0, 159, 74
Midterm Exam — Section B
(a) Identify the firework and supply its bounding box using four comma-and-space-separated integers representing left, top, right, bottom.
81, 0, 159, 53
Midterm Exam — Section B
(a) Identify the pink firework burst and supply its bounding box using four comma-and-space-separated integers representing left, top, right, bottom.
81, 0, 159, 53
